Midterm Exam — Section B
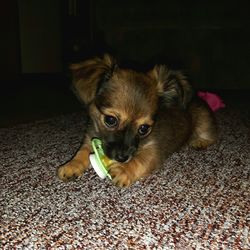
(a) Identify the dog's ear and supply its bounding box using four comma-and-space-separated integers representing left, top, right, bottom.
149, 65, 193, 108
70, 54, 117, 104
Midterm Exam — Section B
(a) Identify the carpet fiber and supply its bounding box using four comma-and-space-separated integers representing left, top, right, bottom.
0, 108, 249, 249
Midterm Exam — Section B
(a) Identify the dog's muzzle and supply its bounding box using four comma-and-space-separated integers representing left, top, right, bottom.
103, 127, 139, 163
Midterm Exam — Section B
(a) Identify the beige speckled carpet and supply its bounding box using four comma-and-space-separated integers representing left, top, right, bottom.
0, 108, 249, 249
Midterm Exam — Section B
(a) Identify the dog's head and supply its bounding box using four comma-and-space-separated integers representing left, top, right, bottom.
70, 54, 192, 162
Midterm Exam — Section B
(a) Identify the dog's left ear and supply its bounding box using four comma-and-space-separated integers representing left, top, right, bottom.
149, 65, 193, 108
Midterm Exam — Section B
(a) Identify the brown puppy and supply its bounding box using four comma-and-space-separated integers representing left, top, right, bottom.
57, 54, 217, 187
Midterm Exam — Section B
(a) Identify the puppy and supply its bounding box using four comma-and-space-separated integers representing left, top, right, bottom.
57, 54, 217, 187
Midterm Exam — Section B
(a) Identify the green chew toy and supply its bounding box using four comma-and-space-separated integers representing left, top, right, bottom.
89, 138, 113, 179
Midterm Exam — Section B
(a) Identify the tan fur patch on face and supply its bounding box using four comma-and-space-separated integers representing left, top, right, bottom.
135, 117, 154, 128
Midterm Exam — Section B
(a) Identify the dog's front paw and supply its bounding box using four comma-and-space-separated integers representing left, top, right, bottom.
57, 160, 84, 182
109, 164, 132, 188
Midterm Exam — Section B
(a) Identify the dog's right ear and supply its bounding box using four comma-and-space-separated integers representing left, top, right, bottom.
70, 54, 117, 104
149, 65, 193, 109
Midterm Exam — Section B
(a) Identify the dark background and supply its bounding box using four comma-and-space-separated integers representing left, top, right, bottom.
1, 0, 250, 127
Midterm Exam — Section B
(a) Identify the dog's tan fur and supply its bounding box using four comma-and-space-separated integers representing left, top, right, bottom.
57, 54, 217, 187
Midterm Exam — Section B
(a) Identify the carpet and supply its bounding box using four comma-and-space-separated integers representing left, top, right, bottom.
0, 108, 249, 249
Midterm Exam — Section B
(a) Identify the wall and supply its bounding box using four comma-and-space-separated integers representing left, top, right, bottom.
18, 0, 62, 73
0, 2, 20, 77
93, 0, 250, 89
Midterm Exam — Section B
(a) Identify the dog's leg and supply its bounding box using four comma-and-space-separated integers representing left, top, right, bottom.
57, 143, 91, 181
189, 101, 217, 150
109, 144, 159, 187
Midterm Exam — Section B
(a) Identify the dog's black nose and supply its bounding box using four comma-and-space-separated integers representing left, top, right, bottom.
115, 153, 129, 163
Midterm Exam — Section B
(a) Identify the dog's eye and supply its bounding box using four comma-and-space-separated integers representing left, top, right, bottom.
104, 115, 118, 128
138, 124, 151, 136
